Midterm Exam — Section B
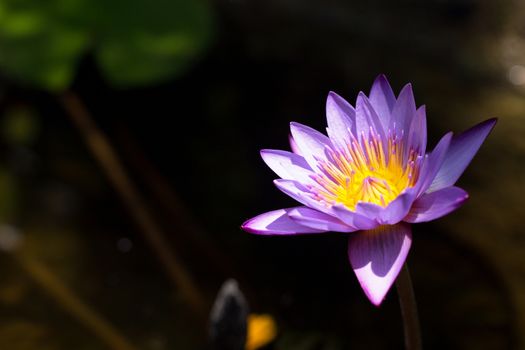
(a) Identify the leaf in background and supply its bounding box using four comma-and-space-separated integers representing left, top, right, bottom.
0, 0, 89, 91
93, 0, 213, 88
0, 0, 213, 91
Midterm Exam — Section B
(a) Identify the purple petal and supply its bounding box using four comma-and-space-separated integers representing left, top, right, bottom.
354, 202, 383, 221
407, 105, 427, 156
260, 149, 314, 184
289, 122, 333, 168
389, 83, 416, 141
288, 206, 356, 232
416, 132, 452, 196
427, 118, 497, 193
353, 190, 416, 225
378, 190, 417, 224
355, 92, 386, 142
332, 204, 378, 230
242, 208, 325, 235
404, 186, 469, 223
369, 74, 396, 129
348, 222, 412, 306
273, 179, 332, 215
289, 134, 302, 155
326, 91, 356, 150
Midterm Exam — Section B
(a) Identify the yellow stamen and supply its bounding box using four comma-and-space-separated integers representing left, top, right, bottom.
313, 133, 418, 210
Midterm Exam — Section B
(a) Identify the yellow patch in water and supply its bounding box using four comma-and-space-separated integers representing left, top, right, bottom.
246, 314, 277, 350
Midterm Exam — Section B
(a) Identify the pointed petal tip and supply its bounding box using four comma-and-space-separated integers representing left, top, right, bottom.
241, 208, 326, 235
353, 275, 388, 306
348, 224, 412, 306
327, 90, 350, 101
326, 91, 353, 111
427, 118, 497, 192
240, 218, 259, 234
356, 91, 369, 103
484, 117, 498, 129
473, 118, 498, 135
373, 73, 389, 84
398, 82, 414, 96
288, 134, 301, 155
367, 290, 386, 306
241, 216, 276, 235
260, 148, 284, 159
289, 121, 311, 131
260, 149, 282, 164
405, 186, 469, 223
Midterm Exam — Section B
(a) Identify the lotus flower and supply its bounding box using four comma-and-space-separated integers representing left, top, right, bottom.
241, 75, 496, 305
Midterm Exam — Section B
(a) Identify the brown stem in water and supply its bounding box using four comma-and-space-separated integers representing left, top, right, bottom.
13, 250, 138, 350
59, 91, 206, 317
116, 127, 235, 277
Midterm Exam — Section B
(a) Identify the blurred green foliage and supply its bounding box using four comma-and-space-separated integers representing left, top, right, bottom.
2, 106, 39, 146
0, 0, 213, 90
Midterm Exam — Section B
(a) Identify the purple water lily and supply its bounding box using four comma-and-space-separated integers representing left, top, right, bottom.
241, 75, 496, 306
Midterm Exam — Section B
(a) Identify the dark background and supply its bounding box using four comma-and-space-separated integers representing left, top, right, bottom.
0, 0, 523, 349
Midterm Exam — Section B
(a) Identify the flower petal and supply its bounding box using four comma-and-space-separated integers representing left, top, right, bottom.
427, 118, 497, 193
242, 208, 325, 235
389, 83, 416, 141
326, 91, 356, 150
354, 202, 382, 221
260, 149, 314, 184
353, 190, 416, 225
289, 122, 333, 168
273, 179, 332, 215
288, 134, 302, 155
288, 206, 356, 232
355, 92, 386, 143
378, 190, 417, 224
348, 223, 412, 306
368, 74, 396, 129
407, 105, 427, 156
332, 204, 378, 230
404, 186, 469, 223
416, 132, 452, 196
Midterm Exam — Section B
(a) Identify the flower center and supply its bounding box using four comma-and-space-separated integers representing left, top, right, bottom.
311, 131, 419, 210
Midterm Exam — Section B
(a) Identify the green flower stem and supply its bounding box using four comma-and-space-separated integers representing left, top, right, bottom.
396, 263, 422, 350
